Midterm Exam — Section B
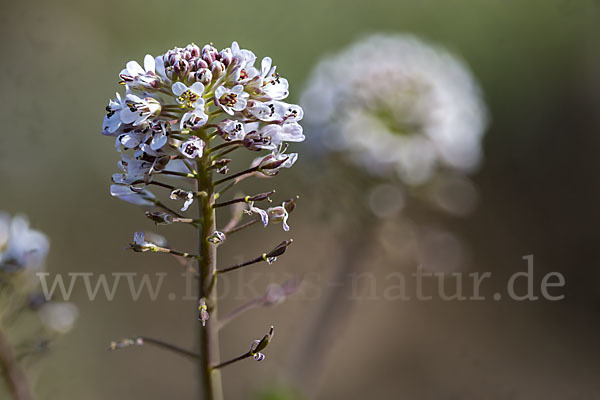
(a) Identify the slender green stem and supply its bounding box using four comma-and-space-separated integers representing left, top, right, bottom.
210, 144, 244, 160
208, 140, 243, 154
196, 151, 223, 400
213, 166, 259, 186
211, 352, 252, 370
161, 170, 197, 178
137, 336, 202, 361
222, 218, 259, 235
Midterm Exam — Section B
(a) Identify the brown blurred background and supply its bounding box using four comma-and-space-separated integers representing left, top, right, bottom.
1, 0, 600, 398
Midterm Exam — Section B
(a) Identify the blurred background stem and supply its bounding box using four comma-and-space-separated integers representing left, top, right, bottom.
0, 328, 34, 400
292, 163, 380, 395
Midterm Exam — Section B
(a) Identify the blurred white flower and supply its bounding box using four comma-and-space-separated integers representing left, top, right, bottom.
110, 184, 156, 206
301, 34, 488, 185
39, 302, 79, 334
416, 227, 467, 273
367, 184, 405, 219
130, 231, 166, 252
0, 213, 49, 272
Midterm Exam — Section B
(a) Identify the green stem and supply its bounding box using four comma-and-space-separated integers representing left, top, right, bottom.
196, 154, 223, 400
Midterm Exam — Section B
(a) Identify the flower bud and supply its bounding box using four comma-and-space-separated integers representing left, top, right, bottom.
202, 44, 218, 65
211, 61, 226, 78
187, 44, 200, 58
195, 68, 212, 85
193, 58, 208, 70
219, 48, 233, 67
174, 59, 190, 79
168, 52, 181, 66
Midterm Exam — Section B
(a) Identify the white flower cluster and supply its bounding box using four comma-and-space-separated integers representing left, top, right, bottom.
101, 42, 304, 205
301, 34, 487, 185
0, 213, 49, 272
0, 212, 78, 334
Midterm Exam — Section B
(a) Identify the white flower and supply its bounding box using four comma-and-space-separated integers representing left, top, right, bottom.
39, 302, 79, 334
0, 213, 49, 272
120, 94, 161, 126
243, 122, 304, 151
301, 34, 487, 184
119, 54, 161, 90
110, 184, 156, 206
170, 189, 195, 212
257, 57, 289, 100
179, 136, 204, 159
267, 203, 290, 231
102, 93, 124, 135
180, 107, 208, 131
101, 41, 304, 208
262, 122, 305, 146
215, 85, 249, 115
231, 42, 256, 68
218, 120, 246, 141
172, 82, 205, 109
244, 202, 268, 227
229, 42, 258, 83
117, 153, 155, 182
115, 128, 147, 152
248, 100, 303, 122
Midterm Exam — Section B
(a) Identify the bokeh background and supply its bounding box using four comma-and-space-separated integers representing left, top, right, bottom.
1, 0, 600, 398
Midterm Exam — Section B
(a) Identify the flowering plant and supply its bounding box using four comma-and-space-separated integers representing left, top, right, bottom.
0, 213, 78, 400
101, 41, 303, 399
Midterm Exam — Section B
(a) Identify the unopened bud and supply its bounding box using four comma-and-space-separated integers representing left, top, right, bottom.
219, 48, 233, 67
211, 61, 226, 78
202, 44, 218, 65
174, 59, 190, 78
195, 68, 212, 85
187, 44, 200, 58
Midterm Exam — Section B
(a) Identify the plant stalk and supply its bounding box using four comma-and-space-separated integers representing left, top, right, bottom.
196, 156, 223, 400
0, 328, 34, 400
